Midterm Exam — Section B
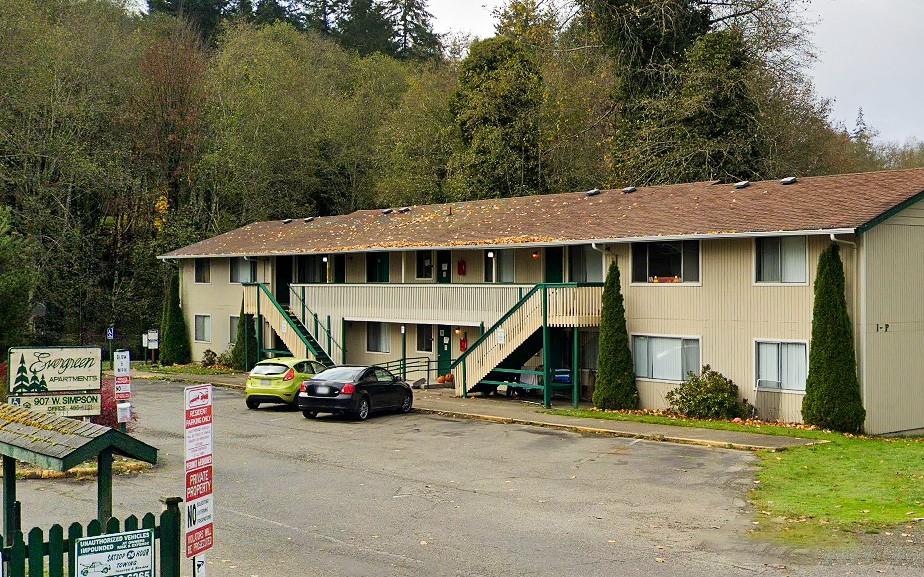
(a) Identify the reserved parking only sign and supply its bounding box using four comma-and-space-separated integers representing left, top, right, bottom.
184, 384, 215, 561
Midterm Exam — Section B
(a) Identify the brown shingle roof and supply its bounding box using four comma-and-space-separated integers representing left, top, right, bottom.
160, 168, 924, 258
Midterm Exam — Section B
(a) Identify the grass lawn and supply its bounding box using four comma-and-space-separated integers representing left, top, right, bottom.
139, 363, 242, 376
549, 408, 924, 544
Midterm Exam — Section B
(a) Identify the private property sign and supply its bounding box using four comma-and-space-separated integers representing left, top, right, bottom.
7, 346, 102, 417
75, 529, 155, 577
184, 385, 215, 558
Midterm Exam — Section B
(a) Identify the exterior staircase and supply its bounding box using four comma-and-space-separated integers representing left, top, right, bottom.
450, 283, 604, 405
242, 283, 336, 367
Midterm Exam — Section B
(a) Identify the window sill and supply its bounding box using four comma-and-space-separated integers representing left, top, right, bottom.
753, 281, 809, 287
755, 387, 806, 395
193, 281, 211, 285
194, 340, 211, 344
629, 282, 701, 287
636, 377, 684, 385
365, 350, 391, 355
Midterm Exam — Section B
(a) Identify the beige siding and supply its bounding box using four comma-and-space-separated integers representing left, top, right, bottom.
451, 249, 484, 283
514, 248, 544, 283
602, 235, 848, 423
862, 206, 924, 434
180, 257, 272, 362
345, 253, 365, 283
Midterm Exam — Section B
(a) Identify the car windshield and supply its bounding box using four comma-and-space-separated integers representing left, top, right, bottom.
250, 363, 290, 376
313, 366, 365, 381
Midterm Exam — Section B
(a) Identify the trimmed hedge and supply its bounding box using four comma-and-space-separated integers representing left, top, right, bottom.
666, 365, 749, 419
593, 260, 639, 409
802, 243, 865, 432
159, 269, 191, 366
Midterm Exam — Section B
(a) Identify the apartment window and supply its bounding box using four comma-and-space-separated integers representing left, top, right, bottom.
580, 330, 600, 370
296, 255, 327, 283
756, 341, 807, 392
632, 241, 699, 283
367, 322, 389, 353
194, 315, 211, 343
417, 324, 433, 352
633, 336, 700, 381
366, 253, 390, 283
569, 245, 604, 282
194, 259, 210, 283
756, 236, 807, 283
416, 251, 433, 279
229, 316, 239, 344
230, 257, 257, 283
484, 250, 515, 283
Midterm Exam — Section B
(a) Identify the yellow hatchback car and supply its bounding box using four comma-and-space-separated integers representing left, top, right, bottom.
245, 357, 328, 409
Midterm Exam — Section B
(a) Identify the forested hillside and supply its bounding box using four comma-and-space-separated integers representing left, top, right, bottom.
1, 0, 921, 350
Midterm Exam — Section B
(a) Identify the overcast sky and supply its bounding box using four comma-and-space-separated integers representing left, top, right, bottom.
428, 0, 924, 144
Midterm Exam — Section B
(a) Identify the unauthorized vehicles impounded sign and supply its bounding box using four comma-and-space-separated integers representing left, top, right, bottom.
184, 385, 214, 558
75, 529, 154, 577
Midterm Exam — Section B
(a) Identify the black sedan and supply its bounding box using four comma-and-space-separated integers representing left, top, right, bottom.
297, 365, 413, 421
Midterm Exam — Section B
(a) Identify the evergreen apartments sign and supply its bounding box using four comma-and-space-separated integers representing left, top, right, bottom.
7, 346, 102, 417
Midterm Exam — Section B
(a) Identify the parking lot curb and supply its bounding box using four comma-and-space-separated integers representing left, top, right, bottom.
413, 407, 805, 452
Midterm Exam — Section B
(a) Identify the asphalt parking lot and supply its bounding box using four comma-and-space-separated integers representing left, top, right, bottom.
14, 381, 919, 577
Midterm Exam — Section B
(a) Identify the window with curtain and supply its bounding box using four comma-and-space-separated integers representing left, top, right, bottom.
194, 315, 211, 342
756, 341, 807, 391
367, 322, 389, 353
631, 241, 699, 283
580, 330, 600, 370
229, 258, 257, 283
633, 336, 700, 380
296, 255, 327, 283
756, 236, 806, 283
484, 250, 515, 283
194, 259, 210, 283
229, 316, 239, 344
569, 245, 604, 282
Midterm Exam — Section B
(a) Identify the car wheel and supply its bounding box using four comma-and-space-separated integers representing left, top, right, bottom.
245, 398, 260, 410
302, 410, 317, 419
355, 395, 371, 421
399, 392, 413, 413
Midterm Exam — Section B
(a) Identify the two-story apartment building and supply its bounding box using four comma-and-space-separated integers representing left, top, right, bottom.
160, 168, 924, 435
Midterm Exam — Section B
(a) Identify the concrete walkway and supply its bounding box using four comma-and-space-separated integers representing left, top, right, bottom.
127, 369, 818, 451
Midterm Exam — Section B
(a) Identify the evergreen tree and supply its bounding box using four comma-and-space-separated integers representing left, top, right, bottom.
593, 260, 639, 409
160, 269, 192, 366
337, 0, 398, 56
147, 0, 230, 40
385, 0, 441, 60
253, 0, 303, 28
12, 355, 30, 395
302, 0, 346, 34
230, 303, 259, 370
0, 207, 35, 355
802, 244, 866, 432
447, 36, 545, 200
28, 370, 40, 393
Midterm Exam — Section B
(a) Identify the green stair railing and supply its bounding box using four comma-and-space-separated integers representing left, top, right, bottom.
290, 285, 344, 364
244, 283, 334, 366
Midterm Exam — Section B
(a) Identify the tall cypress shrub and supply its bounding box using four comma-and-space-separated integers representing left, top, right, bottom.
230, 302, 258, 370
593, 260, 639, 409
160, 269, 192, 366
802, 244, 865, 432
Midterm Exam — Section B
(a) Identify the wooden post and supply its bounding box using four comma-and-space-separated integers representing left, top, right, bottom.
97, 449, 113, 523
542, 286, 551, 409
3, 455, 16, 545
572, 327, 580, 408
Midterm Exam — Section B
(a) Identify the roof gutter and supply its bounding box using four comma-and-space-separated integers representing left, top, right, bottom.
830, 232, 857, 249
157, 228, 856, 260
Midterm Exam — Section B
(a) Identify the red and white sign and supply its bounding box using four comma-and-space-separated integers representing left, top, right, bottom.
184, 385, 214, 558
113, 350, 132, 402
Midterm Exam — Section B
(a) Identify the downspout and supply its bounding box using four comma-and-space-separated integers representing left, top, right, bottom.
831, 232, 865, 427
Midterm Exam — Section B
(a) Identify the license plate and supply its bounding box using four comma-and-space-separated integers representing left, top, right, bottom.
259, 379, 272, 387
314, 385, 330, 395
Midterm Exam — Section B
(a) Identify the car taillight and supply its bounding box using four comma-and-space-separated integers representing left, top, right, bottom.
299, 381, 308, 392
283, 368, 295, 381
340, 383, 356, 395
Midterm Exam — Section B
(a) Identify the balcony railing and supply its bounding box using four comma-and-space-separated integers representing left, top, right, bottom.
289, 283, 536, 327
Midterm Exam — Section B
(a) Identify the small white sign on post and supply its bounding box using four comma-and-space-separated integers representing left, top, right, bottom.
496, 329, 507, 346
185, 385, 215, 559
114, 349, 132, 403
147, 330, 160, 350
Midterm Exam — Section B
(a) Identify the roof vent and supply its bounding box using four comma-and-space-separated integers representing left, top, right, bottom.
381, 208, 393, 215
780, 176, 798, 185
303, 216, 315, 223
398, 206, 411, 214
734, 181, 751, 189
622, 186, 637, 194
282, 218, 293, 224
585, 188, 601, 197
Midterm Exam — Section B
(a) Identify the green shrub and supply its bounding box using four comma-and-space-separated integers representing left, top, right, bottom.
666, 365, 748, 419
593, 260, 639, 409
202, 349, 217, 367
217, 348, 233, 368
160, 269, 191, 366
802, 243, 865, 432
